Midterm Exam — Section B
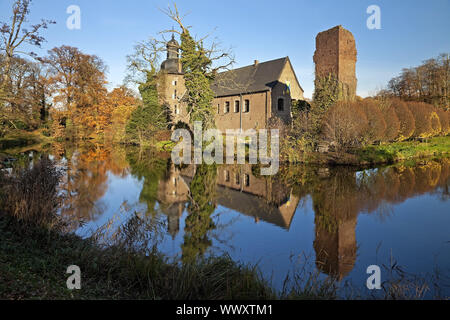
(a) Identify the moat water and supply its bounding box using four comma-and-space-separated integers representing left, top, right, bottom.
9, 142, 450, 298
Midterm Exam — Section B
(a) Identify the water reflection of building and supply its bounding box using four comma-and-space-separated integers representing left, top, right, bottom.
156, 164, 300, 237
214, 165, 300, 230
154, 160, 450, 280
157, 164, 190, 239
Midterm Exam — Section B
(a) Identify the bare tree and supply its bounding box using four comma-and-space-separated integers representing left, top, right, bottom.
0, 0, 55, 90
159, 3, 235, 76
125, 38, 165, 85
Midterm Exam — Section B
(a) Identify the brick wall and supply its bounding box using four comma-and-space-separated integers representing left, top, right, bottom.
313, 25, 357, 100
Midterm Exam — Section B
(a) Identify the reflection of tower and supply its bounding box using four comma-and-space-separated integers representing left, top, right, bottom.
312, 169, 358, 280
314, 216, 357, 281
166, 203, 185, 239
157, 164, 189, 239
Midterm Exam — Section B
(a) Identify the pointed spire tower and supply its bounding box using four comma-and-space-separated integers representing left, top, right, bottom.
161, 33, 182, 74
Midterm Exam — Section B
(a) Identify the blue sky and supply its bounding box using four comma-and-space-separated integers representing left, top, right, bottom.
1, 0, 449, 98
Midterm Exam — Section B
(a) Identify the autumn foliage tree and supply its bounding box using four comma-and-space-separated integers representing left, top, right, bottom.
105, 87, 138, 143
41, 46, 108, 139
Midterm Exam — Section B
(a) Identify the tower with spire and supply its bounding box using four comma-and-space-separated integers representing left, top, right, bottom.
161, 34, 182, 74
159, 34, 190, 125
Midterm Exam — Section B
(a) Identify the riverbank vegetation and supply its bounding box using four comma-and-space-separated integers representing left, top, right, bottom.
281, 64, 449, 164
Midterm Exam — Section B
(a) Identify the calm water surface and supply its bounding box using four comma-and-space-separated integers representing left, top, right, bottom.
19, 143, 450, 297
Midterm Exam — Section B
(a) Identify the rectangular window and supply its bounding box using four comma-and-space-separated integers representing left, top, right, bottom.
217, 104, 220, 114
235, 173, 240, 185
235, 100, 240, 113
174, 105, 180, 115
225, 170, 230, 182
244, 100, 250, 113
224, 101, 230, 114
172, 79, 178, 86
244, 174, 250, 187
173, 90, 177, 100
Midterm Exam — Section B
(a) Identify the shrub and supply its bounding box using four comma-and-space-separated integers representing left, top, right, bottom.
322, 101, 368, 151
382, 105, 401, 142
436, 109, 449, 135
360, 99, 387, 144
391, 99, 415, 141
1, 157, 63, 230
407, 102, 441, 138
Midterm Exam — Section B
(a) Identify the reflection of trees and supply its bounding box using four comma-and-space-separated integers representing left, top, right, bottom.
285, 159, 450, 280
126, 148, 170, 216
59, 143, 129, 228
182, 164, 218, 264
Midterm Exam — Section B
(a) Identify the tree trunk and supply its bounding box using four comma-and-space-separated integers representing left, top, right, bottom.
1, 54, 12, 90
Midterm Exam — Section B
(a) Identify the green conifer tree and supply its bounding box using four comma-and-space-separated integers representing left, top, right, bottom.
180, 31, 216, 130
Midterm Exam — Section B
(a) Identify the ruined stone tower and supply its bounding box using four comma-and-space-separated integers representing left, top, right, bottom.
313, 25, 357, 100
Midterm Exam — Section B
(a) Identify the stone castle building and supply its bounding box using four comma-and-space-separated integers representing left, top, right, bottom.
313, 25, 357, 100
159, 25, 357, 128
159, 35, 304, 130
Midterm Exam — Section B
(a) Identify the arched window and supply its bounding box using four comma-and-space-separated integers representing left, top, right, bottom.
277, 98, 284, 111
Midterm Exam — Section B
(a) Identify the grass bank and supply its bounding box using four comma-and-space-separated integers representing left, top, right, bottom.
0, 130, 52, 153
356, 136, 450, 165
299, 136, 450, 166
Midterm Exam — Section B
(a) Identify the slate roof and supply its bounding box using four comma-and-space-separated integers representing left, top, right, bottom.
211, 57, 302, 97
